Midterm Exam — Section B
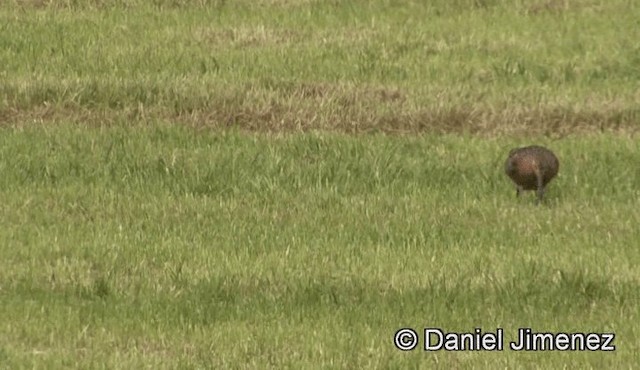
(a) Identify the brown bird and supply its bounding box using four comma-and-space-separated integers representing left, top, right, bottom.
504, 145, 559, 204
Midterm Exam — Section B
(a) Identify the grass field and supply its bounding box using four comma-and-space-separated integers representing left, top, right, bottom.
2, 0, 640, 135
1, 0, 639, 368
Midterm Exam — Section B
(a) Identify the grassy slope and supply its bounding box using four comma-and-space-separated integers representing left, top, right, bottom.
0, 125, 638, 368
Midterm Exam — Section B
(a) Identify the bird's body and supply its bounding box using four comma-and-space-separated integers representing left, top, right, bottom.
505, 145, 559, 204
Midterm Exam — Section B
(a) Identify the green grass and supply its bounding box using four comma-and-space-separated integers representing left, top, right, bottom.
1, 0, 639, 368
0, 124, 638, 368
1, 0, 639, 134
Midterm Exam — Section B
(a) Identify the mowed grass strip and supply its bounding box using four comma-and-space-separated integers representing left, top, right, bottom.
1, 0, 640, 134
0, 124, 638, 368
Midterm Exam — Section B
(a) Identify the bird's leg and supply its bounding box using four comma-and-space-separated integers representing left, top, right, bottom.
535, 173, 545, 205
516, 186, 522, 197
